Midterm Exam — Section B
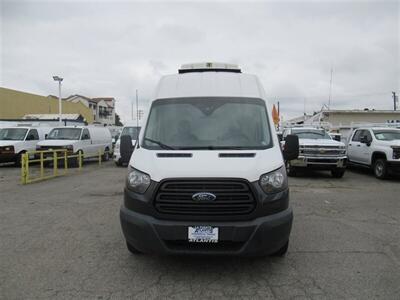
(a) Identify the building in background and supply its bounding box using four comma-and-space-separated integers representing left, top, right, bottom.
0, 87, 93, 123
304, 109, 400, 143
58, 95, 116, 125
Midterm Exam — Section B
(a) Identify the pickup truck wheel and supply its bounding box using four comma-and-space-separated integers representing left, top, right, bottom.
126, 241, 142, 255
373, 159, 388, 179
331, 168, 345, 178
286, 161, 297, 177
270, 241, 289, 257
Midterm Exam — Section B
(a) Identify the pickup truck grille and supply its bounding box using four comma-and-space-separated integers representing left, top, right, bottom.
393, 147, 400, 159
301, 146, 345, 156
154, 179, 256, 216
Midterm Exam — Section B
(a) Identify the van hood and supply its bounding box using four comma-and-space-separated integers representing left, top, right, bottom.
299, 139, 345, 147
37, 140, 78, 147
130, 147, 284, 182
0, 140, 22, 147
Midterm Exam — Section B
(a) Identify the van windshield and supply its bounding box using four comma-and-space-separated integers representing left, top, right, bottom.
121, 127, 141, 140
47, 128, 82, 140
0, 128, 28, 141
143, 97, 272, 150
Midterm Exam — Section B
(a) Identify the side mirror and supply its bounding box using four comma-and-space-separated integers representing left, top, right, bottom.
45, 134, 48, 139
283, 135, 299, 161
120, 135, 134, 165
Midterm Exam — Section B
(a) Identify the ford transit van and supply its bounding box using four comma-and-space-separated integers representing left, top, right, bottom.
120, 62, 299, 256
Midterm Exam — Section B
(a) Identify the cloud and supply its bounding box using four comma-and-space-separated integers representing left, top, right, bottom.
1, 0, 399, 123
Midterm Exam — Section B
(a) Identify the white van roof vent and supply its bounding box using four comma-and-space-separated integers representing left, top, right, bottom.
179, 62, 241, 74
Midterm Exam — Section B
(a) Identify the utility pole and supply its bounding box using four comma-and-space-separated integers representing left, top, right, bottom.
328, 67, 333, 110
136, 89, 139, 139
52, 76, 63, 125
393, 92, 397, 111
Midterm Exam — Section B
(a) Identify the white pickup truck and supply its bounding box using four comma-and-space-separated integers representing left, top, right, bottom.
283, 127, 347, 178
347, 127, 400, 179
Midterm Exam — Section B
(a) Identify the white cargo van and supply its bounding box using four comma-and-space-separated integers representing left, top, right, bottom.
119, 62, 299, 256
37, 126, 112, 163
0, 126, 51, 166
113, 124, 141, 166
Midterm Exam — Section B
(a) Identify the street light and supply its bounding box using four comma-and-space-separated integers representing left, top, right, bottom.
53, 76, 63, 125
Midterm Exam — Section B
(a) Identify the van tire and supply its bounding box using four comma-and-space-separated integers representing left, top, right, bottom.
331, 168, 345, 178
126, 241, 142, 255
102, 148, 110, 161
373, 158, 388, 179
270, 241, 289, 257
14, 152, 24, 167
70, 150, 83, 168
286, 161, 297, 177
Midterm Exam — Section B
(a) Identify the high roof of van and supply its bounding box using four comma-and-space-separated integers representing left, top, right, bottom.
153, 71, 266, 100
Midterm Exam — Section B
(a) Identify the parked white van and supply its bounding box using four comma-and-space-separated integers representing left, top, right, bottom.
119, 62, 299, 256
0, 126, 52, 166
37, 126, 112, 163
113, 124, 141, 166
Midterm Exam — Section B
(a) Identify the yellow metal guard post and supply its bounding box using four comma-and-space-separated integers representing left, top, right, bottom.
98, 150, 102, 166
64, 151, 68, 174
53, 152, 58, 177
40, 152, 44, 179
21, 153, 28, 184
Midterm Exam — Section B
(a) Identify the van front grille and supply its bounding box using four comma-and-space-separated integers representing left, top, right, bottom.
154, 179, 256, 216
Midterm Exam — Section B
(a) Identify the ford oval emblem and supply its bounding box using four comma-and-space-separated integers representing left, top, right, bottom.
192, 192, 216, 202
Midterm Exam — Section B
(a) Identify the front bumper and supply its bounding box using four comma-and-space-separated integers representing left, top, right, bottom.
120, 206, 293, 256
0, 153, 17, 163
290, 155, 347, 169
387, 161, 400, 173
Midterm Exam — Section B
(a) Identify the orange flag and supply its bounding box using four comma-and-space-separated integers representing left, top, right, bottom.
272, 104, 280, 125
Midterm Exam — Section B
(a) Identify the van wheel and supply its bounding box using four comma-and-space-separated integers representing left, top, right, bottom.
126, 241, 142, 255
270, 241, 289, 257
286, 161, 297, 177
102, 148, 110, 161
14, 151, 25, 167
70, 150, 83, 168
373, 159, 388, 179
331, 168, 345, 178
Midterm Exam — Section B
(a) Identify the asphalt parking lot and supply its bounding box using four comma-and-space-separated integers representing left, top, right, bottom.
0, 163, 399, 299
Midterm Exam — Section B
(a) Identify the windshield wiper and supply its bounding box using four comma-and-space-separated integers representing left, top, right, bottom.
144, 138, 175, 150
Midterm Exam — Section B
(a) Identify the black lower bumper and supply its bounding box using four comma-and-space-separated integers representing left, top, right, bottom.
0, 153, 17, 164
120, 206, 293, 256
388, 161, 400, 173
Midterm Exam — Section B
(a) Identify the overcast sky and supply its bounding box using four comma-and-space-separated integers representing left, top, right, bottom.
1, 0, 399, 123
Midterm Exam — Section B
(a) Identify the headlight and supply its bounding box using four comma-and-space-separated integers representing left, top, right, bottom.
259, 165, 287, 193
126, 167, 151, 193
64, 145, 73, 150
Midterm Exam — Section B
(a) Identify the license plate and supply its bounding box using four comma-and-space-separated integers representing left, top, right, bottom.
188, 226, 218, 243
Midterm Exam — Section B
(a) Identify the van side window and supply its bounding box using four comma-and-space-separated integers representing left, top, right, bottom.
81, 129, 91, 140
352, 130, 363, 142
27, 129, 39, 140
